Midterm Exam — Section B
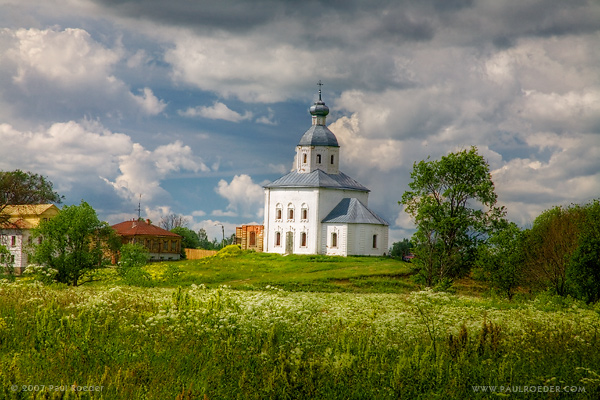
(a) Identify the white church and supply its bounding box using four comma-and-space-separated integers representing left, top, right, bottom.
262, 87, 389, 256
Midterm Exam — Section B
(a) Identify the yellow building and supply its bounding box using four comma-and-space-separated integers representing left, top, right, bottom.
0, 204, 60, 273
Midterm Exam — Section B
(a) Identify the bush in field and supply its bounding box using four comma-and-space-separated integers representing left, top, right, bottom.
476, 222, 524, 300
22, 264, 57, 284
116, 243, 149, 275
117, 243, 152, 286
0, 245, 16, 282
216, 244, 242, 258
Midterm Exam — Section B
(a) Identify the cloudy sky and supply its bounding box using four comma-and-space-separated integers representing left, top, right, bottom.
1, 0, 599, 243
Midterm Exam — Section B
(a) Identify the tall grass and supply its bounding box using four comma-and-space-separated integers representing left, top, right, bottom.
1, 281, 599, 399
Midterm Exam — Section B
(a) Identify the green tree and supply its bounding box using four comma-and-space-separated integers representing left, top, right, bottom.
198, 228, 215, 250
0, 170, 62, 223
477, 222, 523, 300
567, 200, 600, 303
116, 243, 149, 277
400, 147, 505, 286
390, 238, 413, 259
522, 205, 584, 296
30, 201, 119, 286
171, 226, 201, 258
116, 243, 151, 285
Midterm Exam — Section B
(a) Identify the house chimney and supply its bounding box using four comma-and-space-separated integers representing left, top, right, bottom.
146, 219, 151, 225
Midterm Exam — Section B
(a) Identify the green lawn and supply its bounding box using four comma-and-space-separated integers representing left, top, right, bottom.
144, 250, 416, 293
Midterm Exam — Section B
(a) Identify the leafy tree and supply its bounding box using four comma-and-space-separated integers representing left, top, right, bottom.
0, 170, 62, 223
171, 226, 201, 258
160, 213, 188, 231
567, 200, 600, 303
30, 201, 120, 286
198, 228, 216, 250
522, 204, 584, 296
390, 239, 413, 259
400, 147, 505, 286
477, 222, 523, 300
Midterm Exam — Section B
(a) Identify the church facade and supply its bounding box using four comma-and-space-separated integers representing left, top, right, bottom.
263, 89, 389, 256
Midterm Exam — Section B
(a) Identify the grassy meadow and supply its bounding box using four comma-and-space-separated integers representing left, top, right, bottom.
1, 251, 599, 399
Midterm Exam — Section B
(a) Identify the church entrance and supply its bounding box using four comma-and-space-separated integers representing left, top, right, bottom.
285, 231, 294, 254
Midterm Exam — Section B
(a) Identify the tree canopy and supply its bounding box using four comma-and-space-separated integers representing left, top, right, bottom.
401, 147, 506, 286
30, 201, 120, 286
0, 170, 63, 224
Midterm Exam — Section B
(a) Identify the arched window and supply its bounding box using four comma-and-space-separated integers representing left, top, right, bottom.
317, 154, 321, 164
249, 231, 256, 246
276, 204, 282, 220
301, 204, 308, 221
372, 234, 378, 249
287, 205, 294, 221
331, 232, 338, 248
275, 231, 281, 246
300, 232, 307, 247
303, 153, 307, 163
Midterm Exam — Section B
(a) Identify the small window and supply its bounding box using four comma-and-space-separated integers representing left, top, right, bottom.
276, 207, 282, 220
317, 154, 321, 164
372, 234, 378, 249
303, 154, 307, 163
288, 208, 294, 220
331, 232, 338, 248
249, 231, 256, 246
301, 232, 307, 247
301, 207, 308, 220
11, 236, 16, 247
275, 232, 281, 246
331, 155, 334, 164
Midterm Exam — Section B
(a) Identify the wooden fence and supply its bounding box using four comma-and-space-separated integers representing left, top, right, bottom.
184, 248, 218, 260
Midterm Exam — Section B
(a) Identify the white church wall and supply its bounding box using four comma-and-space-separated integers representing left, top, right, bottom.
263, 188, 320, 254
323, 224, 347, 256
347, 224, 389, 256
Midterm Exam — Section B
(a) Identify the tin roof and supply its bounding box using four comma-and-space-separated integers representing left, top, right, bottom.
264, 169, 369, 192
111, 219, 181, 238
322, 198, 389, 225
298, 125, 339, 147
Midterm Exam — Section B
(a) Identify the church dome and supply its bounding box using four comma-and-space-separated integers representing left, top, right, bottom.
298, 125, 339, 147
309, 99, 329, 117
299, 83, 338, 147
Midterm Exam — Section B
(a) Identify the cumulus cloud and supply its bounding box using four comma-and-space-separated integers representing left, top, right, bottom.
0, 119, 208, 217
131, 87, 167, 115
214, 174, 264, 218
179, 101, 252, 122
105, 140, 209, 203
7, 27, 121, 85
0, 120, 131, 191
0, 27, 169, 123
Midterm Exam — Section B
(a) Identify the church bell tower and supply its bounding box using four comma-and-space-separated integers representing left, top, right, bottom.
296, 82, 340, 175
